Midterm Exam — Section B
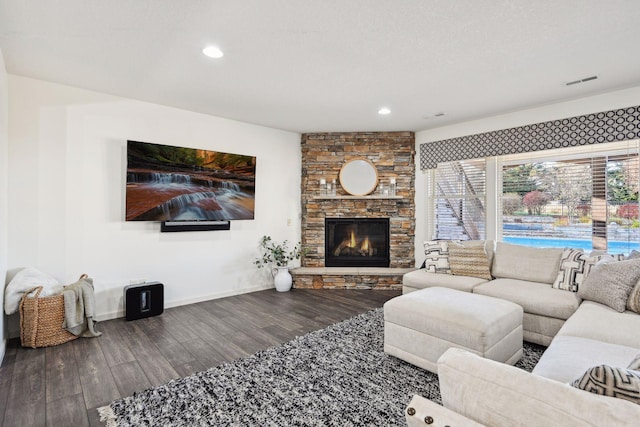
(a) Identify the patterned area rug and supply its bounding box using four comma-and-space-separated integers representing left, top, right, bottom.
98, 308, 545, 426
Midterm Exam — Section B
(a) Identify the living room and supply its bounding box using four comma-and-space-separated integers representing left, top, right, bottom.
2, 1, 640, 426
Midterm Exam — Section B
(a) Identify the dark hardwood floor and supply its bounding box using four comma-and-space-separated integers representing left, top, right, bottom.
0, 288, 400, 426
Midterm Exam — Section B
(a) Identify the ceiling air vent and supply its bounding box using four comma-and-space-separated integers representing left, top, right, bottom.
565, 75, 598, 86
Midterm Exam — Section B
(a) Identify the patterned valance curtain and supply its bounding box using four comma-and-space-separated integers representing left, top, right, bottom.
419, 106, 640, 170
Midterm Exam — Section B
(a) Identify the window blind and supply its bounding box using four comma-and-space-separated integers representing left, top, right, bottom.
429, 159, 486, 241
500, 140, 640, 254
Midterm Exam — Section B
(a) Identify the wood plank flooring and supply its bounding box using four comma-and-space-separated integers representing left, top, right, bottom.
0, 289, 400, 426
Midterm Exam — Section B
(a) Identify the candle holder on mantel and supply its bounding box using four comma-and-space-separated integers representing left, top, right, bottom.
389, 177, 397, 197
319, 178, 336, 196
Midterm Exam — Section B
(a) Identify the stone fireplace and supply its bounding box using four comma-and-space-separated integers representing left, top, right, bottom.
325, 218, 390, 267
292, 131, 416, 290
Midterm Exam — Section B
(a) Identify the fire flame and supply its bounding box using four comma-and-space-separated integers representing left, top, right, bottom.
348, 231, 371, 252
333, 230, 374, 257
349, 231, 356, 248
361, 237, 370, 252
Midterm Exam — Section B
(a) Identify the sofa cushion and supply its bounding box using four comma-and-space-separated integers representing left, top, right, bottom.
423, 240, 452, 274
438, 348, 640, 426
467, 239, 495, 267
402, 269, 488, 293
481, 240, 495, 266
557, 301, 640, 348
448, 242, 492, 280
578, 258, 640, 312
532, 335, 640, 384
522, 313, 565, 346
571, 365, 640, 406
473, 278, 580, 320
491, 242, 563, 284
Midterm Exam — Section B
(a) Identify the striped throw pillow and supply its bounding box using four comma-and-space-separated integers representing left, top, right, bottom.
552, 249, 585, 292
628, 354, 640, 371
423, 240, 452, 274
572, 365, 640, 405
448, 242, 492, 280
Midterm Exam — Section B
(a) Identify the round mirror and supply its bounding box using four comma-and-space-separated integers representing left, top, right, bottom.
339, 159, 378, 196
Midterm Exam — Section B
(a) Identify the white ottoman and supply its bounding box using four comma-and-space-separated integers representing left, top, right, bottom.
384, 287, 523, 373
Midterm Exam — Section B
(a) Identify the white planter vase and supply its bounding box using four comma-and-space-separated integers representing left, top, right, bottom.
272, 266, 293, 292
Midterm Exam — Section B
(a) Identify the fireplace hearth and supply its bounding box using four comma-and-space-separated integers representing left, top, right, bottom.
325, 218, 390, 267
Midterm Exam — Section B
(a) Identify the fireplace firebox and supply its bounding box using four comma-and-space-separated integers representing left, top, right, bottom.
325, 218, 390, 267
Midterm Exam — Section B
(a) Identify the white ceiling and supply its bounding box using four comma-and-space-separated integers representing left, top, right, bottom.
1, 0, 640, 134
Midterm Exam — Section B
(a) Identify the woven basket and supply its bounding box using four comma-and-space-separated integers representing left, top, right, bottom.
19, 286, 78, 348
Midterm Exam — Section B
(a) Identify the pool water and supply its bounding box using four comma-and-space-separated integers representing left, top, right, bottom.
503, 236, 639, 255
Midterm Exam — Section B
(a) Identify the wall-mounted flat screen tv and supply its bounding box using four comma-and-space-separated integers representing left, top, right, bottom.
126, 140, 256, 221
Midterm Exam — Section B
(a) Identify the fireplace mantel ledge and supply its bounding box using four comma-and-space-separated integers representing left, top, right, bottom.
290, 267, 416, 276
310, 195, 404, 200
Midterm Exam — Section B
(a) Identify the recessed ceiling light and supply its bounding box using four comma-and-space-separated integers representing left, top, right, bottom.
378, 107, 391, 115
202, 46, 224, 59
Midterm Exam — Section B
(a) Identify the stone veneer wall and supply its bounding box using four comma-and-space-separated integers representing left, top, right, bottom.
300, 131, 416, 271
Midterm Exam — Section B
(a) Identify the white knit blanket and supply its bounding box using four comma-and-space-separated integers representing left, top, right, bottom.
4, 267, 63, 315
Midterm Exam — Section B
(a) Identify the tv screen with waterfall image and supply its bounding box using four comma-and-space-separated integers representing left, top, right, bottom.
126, 140, 256, 221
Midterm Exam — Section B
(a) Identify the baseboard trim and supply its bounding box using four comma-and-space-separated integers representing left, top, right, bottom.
0, 339, 5, 366
94, 284, 272, 322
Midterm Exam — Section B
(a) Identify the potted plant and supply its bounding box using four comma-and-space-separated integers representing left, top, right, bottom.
254, 235, 306, 292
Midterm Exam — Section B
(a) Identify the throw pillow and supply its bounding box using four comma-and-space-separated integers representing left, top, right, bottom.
448, 242, 492, 280
423, 240, 452, 274
628, 279, 640, 314
628, 354, 640, 371
582, 253, 622, 279
578, 258, 640, 312
552, 248, 585, 292
571, 365, 640, 406
627, 250, 640, 260
615, 253, 627, 261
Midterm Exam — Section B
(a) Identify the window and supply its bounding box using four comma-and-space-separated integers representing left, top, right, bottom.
429, 159, 486, 241
500, 140, 640, 254
428, 141, 640, 254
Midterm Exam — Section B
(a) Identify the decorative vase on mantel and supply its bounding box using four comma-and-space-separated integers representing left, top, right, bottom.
272, 267, 293, 292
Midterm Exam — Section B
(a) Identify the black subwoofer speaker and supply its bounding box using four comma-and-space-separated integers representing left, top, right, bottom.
124, 282, 164, 321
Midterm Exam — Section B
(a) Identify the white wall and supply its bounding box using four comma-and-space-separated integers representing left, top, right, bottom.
7, 75, 301, 326
0, 51, 8, 361
414, 85, 640, 262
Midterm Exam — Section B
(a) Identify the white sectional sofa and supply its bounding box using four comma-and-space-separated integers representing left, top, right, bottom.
402, 241, 640, 426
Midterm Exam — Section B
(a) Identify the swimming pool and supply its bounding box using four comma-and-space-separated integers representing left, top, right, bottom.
503, 236, 639, 254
